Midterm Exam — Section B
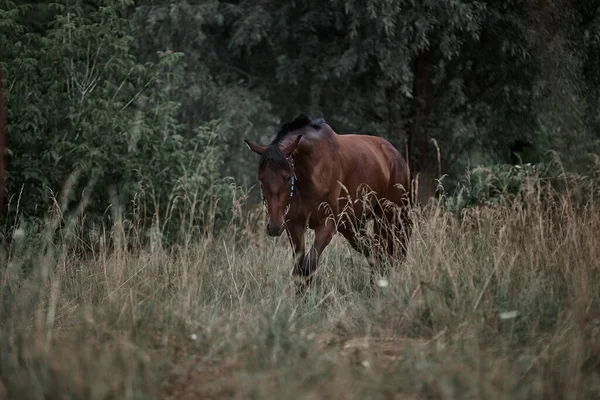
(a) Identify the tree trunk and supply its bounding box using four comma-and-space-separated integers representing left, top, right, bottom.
386, 84, 403, 150
0, 61, 5, 222
407, 50, 437, 205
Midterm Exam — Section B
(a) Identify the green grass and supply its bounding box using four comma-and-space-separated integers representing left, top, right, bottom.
1, 180, 600, 399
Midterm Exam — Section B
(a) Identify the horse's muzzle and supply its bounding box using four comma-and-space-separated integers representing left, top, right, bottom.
266, 222, 284, 237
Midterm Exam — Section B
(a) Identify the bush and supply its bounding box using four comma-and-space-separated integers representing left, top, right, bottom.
443, 162, 561, 215
1, 0, 235, 245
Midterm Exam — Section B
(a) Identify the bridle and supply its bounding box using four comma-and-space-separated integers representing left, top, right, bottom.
259, 156, 296, 217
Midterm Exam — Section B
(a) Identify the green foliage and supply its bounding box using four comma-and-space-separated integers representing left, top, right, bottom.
125, 0, 600, 205
1, 0, 234, 243
129, 0, 554, 198
3, 0, 600, 239
130, 0, 279, 187
444, 162, 560, 215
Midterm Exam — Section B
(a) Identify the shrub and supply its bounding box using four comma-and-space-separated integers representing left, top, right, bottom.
443, 162, 561, 215
1, 0, 235, 245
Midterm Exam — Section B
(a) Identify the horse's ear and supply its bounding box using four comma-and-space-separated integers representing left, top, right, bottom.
282, 135, 302, 157
244, 139, 266, 155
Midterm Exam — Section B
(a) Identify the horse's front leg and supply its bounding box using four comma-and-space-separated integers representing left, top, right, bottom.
295, 219, 335, 291
285, 219, 307, 278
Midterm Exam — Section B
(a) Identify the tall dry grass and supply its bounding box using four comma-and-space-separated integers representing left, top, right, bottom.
1, 171, 599, 399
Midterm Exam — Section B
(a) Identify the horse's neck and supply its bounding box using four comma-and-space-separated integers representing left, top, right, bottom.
293, 150, 334, 197
293, 159, 312, 190
293, 131, 338, 196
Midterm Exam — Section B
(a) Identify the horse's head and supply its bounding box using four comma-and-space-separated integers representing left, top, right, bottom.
244, 135, 302, 237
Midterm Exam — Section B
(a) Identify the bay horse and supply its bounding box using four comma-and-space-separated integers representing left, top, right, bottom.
244, 114, 412, 290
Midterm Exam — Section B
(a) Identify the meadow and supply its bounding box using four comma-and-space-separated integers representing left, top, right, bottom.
1, 172, 599, 400
3, 1, 600, 398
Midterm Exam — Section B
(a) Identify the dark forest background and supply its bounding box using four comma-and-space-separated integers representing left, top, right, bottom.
2, 0, 600, 240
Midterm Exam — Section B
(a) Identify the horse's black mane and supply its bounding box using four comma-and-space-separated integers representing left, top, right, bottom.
270, 114, 324, 145
259, 114, 324, 170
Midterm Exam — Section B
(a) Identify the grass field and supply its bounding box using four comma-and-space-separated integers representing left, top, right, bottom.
1, 179, 600, 399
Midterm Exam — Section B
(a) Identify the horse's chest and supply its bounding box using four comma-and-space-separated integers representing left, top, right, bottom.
294, 179, 345, 224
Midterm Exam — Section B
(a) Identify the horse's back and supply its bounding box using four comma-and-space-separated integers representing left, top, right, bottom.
296, 124, 409, 209
337, 133, 409, 194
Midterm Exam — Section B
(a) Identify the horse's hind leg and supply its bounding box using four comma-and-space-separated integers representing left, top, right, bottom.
372, 209, 394, 278
395, 205, 412, 264
338, 223, 371, 260
371, 201, 411, 280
